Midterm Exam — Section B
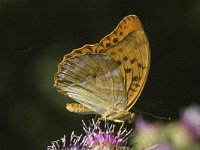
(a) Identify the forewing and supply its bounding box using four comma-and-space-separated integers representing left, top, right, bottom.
94, 15, 150, 110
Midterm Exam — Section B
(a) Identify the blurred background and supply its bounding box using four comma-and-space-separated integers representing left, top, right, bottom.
1, 0, 200, 149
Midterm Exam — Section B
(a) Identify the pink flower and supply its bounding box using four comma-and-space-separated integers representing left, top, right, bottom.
48, 119, 133, 150
82, 120, 133, 149
156, 143, 173, 150
135, 118, 159, 134
181, 105, 200, 139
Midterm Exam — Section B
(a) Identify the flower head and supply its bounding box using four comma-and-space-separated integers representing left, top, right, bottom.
47, 119, 133, 150
181, 104, 200, 138
155, 143, 172, 150
135, 118, 160, 134
82, 120, 133, 149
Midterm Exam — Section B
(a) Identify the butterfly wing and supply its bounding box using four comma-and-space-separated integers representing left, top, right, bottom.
54, 15, 150, 117
54, 54, 127, 117
56, 44, 98, 74
95, 15, 150, 110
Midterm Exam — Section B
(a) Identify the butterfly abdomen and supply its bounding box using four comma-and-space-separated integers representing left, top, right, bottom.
66, 103, 95, 114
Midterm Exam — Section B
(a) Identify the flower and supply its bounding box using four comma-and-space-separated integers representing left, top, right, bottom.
133, 118, 160, 149
82, 120, 133, 149
181, 104, 200, 139
47, 119, 133, 150
141, 144, 158, 150
135, 118, 160, 134
154, 143, 172, 150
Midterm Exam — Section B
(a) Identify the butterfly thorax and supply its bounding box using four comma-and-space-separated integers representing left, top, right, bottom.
105, 110, 135, 124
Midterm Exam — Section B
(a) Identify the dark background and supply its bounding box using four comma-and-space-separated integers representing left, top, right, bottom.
1, 0, 200, 149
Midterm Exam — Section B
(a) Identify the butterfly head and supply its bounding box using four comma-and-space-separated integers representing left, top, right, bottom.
126, 112, 136, 124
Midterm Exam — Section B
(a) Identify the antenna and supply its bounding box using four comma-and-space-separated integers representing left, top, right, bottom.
140, 100, 163, 110
133, 108, 171, 121
138, 110, 171, 120
134, 99, 171, 120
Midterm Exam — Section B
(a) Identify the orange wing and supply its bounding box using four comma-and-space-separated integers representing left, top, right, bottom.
54, 15, 150, 114
95, 15, 150, 110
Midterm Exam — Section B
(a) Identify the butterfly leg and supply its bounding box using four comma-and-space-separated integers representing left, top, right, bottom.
96, 117, 124, 134
112, 119, 125, 134
95, 117, 101, 126
95, 117, 107, 127
94, 114, 101, 125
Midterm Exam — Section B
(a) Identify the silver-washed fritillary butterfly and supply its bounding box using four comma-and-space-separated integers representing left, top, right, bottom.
54, 15, 150, 123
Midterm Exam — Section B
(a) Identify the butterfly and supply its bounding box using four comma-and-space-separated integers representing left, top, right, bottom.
54, 15, 150, 124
